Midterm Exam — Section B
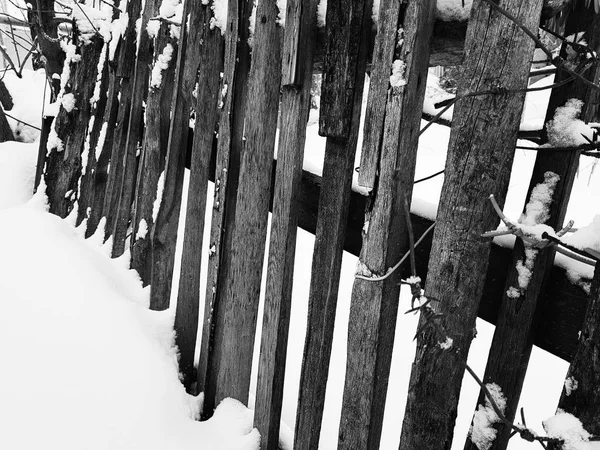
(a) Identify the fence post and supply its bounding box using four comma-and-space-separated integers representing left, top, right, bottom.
45, 34, 104, 218
399, 1, 544, 448
198, 0, 252, 414
253, 0, 319, 446
338, 1, 435, 448
293, 0, 373, 445
173, 0, 224, 392
464, 5, 600, 450
129, 0, 177, 285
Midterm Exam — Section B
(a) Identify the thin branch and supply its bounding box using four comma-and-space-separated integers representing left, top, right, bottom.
414, 169, 444, 184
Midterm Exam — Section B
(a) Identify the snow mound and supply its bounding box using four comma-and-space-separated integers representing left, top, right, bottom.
0, 203, 260, 450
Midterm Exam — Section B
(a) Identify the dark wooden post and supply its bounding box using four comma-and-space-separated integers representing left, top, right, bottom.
44, 35, 104, 218
203, 0, 284, 412
338, 1, 435, 449
148, 0, 196, 311
293, 0, 372, 445
103, 0, 142, 244
173, 0, 224, 392
129, 0, 177, 284
253, 0, 319, 446
464, 5, 600, 450
198, 0, 252, 415
398, 1, 543, 449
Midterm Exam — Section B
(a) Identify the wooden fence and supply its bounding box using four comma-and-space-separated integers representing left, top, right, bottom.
33, 0, 600, 448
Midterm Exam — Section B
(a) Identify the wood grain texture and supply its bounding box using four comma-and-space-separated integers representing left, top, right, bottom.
45, 36, 104, 218
101, 0, 143, 241
77, 44, 110, 227
338, 2, 435, 448
208, 0, 284, 410
253, 0, 318, 445
130, 0, 175, 285
546, 8, 600, 448
294, 0, 371, 440
318, 0, 370, 138
174, 0, 224, 392
148, 0, 193, 311
464, 7, 597, 449
86, 63, 120, 238
399, 1, 544, 449
357, 0, 403, 189
199, 0, 252, 415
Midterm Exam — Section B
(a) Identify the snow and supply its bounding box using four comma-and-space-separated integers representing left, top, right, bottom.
468, 383, 507, 450
71, 1, 112, 44
436, 0, 473, 21
543, 412, 591, 450
150, 43, 175, 88
61, 92, 77, 112
1, 69, 50, 142
91, 43, 108, 106
147, 19, 161, 39
564, 376, 578, 397
210, 0, 228, 34
545, 99, 594, 147
153, 170, 165, 221
520, 172, 560, 226
0, 141, 37, 209
137, 218, 149, 240
389, 59, 407, 88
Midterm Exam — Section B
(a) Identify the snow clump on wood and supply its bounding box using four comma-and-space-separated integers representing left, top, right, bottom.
469, 383, 507, 450
390, 59, 407, 88
543, 411, 591, 450
210, 0, 228, 34
507, 171, 560, 298
150, 44, 175, 88
61, 93, 77, 113
545, 99, 594, 147
564, 376, 578, 396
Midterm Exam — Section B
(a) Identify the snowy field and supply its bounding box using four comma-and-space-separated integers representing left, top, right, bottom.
1, 61, 599, 450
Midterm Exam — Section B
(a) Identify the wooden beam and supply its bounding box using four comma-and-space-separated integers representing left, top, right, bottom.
399, 0, 545, 447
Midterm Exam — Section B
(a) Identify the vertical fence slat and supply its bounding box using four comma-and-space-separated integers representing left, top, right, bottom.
293, 0, 372, 443
174, 0, 224, 392
205, 0, 284, 410
198, 0, 252, 414
356, 0, 401, 190
101, 0, 142, 240
86, 50, 122, 237
253, 0, 319, 445
338, 1, 435, 448
130, 0, 176, 285
45, 36, 104, 218
464, 6, 599, 450
110, 18, 159, 257
398, 1, 544, 449
78, 44, 110, 226
148, 0, 194, 311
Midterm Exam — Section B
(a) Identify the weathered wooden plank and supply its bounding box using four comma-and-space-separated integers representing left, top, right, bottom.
78, 43, 110, 226
110, 16, 159, 258
546, 9, 600, 448
338, 1, 435, 448
398, 1, 544, 449
0, 103, 14, 142
86, 62, 120, 237
464, 6, 597, 450
129, 0, 175, 284
318, 0, 370, 138
198, 0, 252, 415
357, 0, 403, 190
173, 0, 224, 392
45, 36, 104, 218
294, 0, 372, 443
207, 0, 284, 411
253, 0, 319, 446
101, 0, 143, 241
149, 0, 193, 311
